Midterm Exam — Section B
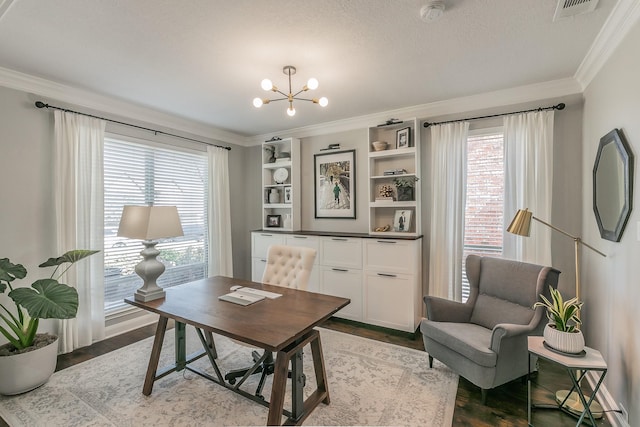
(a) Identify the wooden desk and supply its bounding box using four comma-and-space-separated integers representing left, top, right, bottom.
125, 276, 350, 426
527, 336, 607, 427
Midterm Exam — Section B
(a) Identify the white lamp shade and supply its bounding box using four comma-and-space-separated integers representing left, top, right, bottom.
117, 205, 184, 241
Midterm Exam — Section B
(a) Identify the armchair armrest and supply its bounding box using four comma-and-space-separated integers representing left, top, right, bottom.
423, 296, 473, 322
490, 323, 536, 353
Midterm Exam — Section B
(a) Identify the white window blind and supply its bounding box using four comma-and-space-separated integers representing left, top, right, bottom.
104, 137, 208, 313
462, 130, 505, 301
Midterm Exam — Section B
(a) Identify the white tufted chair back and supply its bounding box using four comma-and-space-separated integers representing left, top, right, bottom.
261, 245, 317, 290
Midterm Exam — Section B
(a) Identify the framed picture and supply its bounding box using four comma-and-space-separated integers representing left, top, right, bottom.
266, 214, 281, 227
396, 127, 410, 149
393, 210, 412, 232
284, 186, 292, 204
314, 149, 356, 219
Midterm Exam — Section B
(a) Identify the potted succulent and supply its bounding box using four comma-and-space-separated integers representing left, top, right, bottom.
533, 286, 585, 354
0, 249, 99, 395
393, 175, 419, 201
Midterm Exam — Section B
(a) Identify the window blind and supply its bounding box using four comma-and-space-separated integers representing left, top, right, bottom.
104, 137, 208, 313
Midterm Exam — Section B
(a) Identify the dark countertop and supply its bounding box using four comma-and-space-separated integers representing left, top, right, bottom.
252, 229, 423, 241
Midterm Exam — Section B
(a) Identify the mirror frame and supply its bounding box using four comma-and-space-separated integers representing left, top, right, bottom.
592, 128, 634, 242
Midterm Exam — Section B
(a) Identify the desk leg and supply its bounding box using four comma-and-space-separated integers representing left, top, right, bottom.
143, 316, 168, 396
267, 329, 329, 426
175, 322, 186, 371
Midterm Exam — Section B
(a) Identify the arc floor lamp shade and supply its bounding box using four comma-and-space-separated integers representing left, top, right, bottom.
117, 205, 183, 302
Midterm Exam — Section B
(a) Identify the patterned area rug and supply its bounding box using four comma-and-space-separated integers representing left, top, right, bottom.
0, 327, 458, 426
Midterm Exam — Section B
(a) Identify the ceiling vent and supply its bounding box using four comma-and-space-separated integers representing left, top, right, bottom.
553, 0, 599, 21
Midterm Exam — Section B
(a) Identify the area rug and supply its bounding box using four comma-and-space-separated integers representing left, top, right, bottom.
0, 327, 458, 427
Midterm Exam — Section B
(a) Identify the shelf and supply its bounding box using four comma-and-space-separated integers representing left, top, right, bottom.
368, 147, 416, 158
369, 201, 417, 208
263, 161, 292, 169
265, 203, 293, 208
370, 173, 417, 180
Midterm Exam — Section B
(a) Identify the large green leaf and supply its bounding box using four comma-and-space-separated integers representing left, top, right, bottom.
9, 279, 79, 319
0, 258, 27, 286
39, 249, 100, 268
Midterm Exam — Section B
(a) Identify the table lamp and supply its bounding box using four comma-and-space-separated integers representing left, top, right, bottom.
507, 208, 606, 418
117, 205, 183, 302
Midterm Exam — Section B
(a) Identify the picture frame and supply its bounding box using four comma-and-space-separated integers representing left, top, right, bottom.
393, 210, 412, 232
266, 214, 281, 227
284, 186, 292, 204
396, 127, 410, 149
314, 149, 356, 219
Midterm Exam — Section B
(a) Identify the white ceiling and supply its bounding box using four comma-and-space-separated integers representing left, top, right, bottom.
0, 0, 623, 139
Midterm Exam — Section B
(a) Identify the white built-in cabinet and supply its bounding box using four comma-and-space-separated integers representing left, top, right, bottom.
261, 137, 300, 231
368, 119, 421, 236
251, 231, 422, 332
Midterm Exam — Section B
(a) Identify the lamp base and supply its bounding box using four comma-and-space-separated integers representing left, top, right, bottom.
134, 287, 166, 302
133, 241, 167, 302
555, 390, 603, 419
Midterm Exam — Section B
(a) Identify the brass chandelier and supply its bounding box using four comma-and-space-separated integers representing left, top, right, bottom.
253, 65, 328, 117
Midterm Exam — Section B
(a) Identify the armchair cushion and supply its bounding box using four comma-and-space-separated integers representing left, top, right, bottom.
420, 321, 496, 367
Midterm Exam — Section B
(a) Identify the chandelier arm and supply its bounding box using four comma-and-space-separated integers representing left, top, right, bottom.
272, 89, 289, 97
293, 97, 315, 102
292, 89, 306, 98
265, 97, 288, 103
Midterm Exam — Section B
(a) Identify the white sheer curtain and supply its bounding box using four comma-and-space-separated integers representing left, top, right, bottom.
429, 122, 469, 300
207, 146, 233, 277
503, 111, 555, 265
54, 110, 106, 353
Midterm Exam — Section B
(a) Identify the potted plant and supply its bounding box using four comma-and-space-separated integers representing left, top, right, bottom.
0, 249, 99, 395
533, 286, 585, 354
393, 175, 419, 201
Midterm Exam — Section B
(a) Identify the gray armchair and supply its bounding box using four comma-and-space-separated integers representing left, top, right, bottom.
420, 255, 560, 404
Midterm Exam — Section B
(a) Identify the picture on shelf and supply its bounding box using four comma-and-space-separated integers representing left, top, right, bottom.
284, 187, 292, 203
314, 149, 356, 219
266, 214, 281, 227
396, 127, 410, 149
393, 210, 412, 232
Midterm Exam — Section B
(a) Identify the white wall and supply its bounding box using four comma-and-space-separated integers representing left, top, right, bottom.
582, 18, 640, 425
0, 87, 57, 342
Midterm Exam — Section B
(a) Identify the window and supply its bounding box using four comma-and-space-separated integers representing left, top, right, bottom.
104, 137, 208, 313
462, 129, 504, 301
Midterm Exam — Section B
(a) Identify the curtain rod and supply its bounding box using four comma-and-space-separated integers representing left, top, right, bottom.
34, 101, 231, 151
422, 102, 565, 128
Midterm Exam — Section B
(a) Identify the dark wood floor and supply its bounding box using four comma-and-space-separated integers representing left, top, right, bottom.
2, 318, 613, 427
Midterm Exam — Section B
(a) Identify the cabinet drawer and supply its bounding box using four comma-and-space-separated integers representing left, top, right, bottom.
319, 266, 362, 321
252, 232, 285, 258
285, 235, 320, 264
364, 271, 415, 331
320, 237, 362, 269
363, 239, 419, 274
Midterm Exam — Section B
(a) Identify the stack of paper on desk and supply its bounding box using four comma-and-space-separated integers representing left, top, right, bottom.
218, 290, 266, 306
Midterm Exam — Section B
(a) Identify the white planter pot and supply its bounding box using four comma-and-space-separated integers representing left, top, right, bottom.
0, 336, 58, 395
543, 324, 585, 354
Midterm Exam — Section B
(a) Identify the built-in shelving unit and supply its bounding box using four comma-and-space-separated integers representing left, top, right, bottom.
261, 137, 300, 231
367, 119, 421, 236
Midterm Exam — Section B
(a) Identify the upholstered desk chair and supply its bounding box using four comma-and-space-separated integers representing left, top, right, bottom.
420, 255, 560, 404
225, 244, 317, 397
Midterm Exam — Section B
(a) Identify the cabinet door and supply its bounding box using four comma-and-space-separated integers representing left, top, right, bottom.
320, 237, 362, 269
364, 271, 415, 332
320, 266, 362, 321
252, 257, 268, 282
363, 239, 419, 275
252, 232, 285, 258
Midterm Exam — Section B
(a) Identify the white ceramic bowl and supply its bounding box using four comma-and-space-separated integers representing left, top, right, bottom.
372, 141, 388, 151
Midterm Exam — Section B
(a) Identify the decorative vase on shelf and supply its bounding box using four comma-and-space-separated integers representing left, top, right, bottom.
269, 188, 280, 204
283, 214, 292, 229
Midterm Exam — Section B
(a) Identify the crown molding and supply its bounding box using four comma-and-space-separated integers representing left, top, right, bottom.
575, 0, 640, 90
0, 66, 249, 146
1, 66, 582, 148
249, 77, 583, 144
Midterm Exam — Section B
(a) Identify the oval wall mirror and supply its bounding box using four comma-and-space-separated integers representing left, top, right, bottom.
593, 129, 634, 242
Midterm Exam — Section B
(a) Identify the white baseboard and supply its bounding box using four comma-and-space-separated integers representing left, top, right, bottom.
104, 311, 159, 339
586, 371, 629, 427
